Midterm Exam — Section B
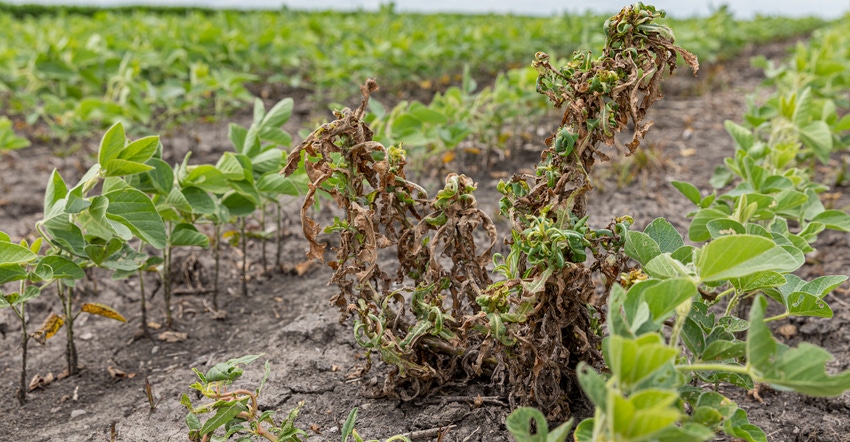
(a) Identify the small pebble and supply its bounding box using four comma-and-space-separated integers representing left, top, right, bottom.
151, 346, 160, 355
70, 409, 86, 419
328, 426, 339, 434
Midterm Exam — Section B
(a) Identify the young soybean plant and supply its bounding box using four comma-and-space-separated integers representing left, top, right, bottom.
182, 355, 307, 442
35, 122, 167, 374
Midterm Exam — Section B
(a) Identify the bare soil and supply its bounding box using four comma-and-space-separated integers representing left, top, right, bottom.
2, 39, 850, 442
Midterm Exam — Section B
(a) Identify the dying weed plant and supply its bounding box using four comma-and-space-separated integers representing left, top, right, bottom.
282, 3, 697, 419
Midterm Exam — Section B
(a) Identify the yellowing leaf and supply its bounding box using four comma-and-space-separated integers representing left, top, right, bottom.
80, 303, 127, 323
31, 313, 65, 344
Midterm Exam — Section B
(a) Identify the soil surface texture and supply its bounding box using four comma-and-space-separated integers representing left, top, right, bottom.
2, 39, 850, 442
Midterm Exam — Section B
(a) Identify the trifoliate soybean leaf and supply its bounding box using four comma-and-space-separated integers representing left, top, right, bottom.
260, 97, 293, 129
0, 241, 37, 265
506, 407, 573, 442
800, 275, 848, 297
671, 245, 695, 265
625, 231, 661, 266
724, 120, 755, 150
689, 208, 730, 242
718, 316, 749, 333
41, 215, 87, 257
250, 148, 285, 174
44, 170, 68, 216
608, 333, 677, 388
30, 313, 65, 344
182, 186, 215, 215
13, 285, 41, 305
706, 219, 745, 239
184, 165, 231, 194
118, 136, 159, 164
258, 127, 291, 148
702, 340, 746, 361
773, 189, 808, 211
644, 253, 691, 280
672, 181, 701, 205
573, 419, 594, 442
697, 235, 799, 282
80, 303, 127, 322
799, 120, 832, 164
104, 189, 167, 249
730, 271, 786, 293
810, 210, 850, 232
171, 224, 209, 248
228, 123, 248, 152
759, 175, 793, 193
784, 292, 833, 318
205, 354, 263, 382
103, 159, 154, 177
98, 122, 126, 167
199, 399, 248, 436
221, 192, 256, 217
653, 422, 716, 442
0, 264, 28, 285
645, 218, 684, 253
632, 278, 697, 323
145, 158, 173, 195
748, 296, 850, 396
612, 389, 680, 440
681, 317, 706, 356
577, 363, 607, 409
722, 409, 766, 442
216, 152, 245, 180
39, 255, 86, 280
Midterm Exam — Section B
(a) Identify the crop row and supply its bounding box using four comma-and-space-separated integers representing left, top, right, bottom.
0, 4, 827, 143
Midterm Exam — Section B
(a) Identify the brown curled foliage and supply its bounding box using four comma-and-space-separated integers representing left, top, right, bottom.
283, 4, 698, 421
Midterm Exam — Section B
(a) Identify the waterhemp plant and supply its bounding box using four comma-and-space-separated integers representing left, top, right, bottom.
182, 355, 306, 442
282, 3, 698, 418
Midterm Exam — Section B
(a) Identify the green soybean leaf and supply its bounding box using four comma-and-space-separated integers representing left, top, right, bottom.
199, 399, 248, 436
222, 193, 256, 217
799, 120, 832, 164
216, 152, 245, 180
706, 219, 745, 239
0, 265, 28, 285
747, 296, 850, 396
629, 278, 697, 323
697, 235, 799, 282
644, 253, 690, 280
722, 409, 767, 442
38, 256, 84, 280
671, 181, 701, 205
702, 340, 746, 361
611, 389, 680, 440
810, 210, 850, 232
577, 363, 607, 409
105, 189, 167, 249
624, 231, 661, 266
184, 165, 231, 194
729, 271, 786, 293
800, 275, 848, 297
40, 215, 87, 257
170, 224, 209, 248
644, 218, 684, 253
182, 187, 216, 215
0, 241, 37, 265
784, 292, 833, 318
104, 159, 154, 177
689, 208, 729, 242
98, 122, 126, 167
724, 120, 754, 150
573, 419, 594, 442
608, 333, 677, 388
205, 354, 262, 383
260, 97, 293, 129
506, 407, 572, 442
44, 170, 69, 216
118, 136, 159, 164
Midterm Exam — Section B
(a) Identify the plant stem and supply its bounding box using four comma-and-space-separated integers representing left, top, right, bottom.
260, 205, 267, 274
164, 230, 173, 328
764, 312, 789, 322
725, 289, 742, 317
241, 217, 248, 297
139, 268, 148, 337
60, 283, 79, 376
275, 201, 282, 270
13, 300, 27, 403
213, 222, 221, 310
675, 363, 750, 375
